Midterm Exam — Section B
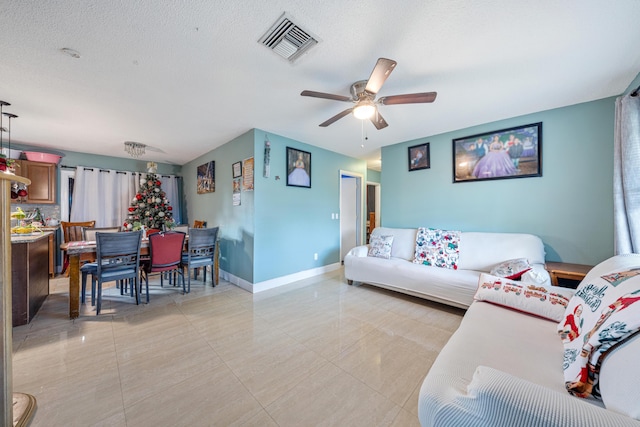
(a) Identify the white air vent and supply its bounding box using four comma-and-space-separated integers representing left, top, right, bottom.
259, 13, 318, 63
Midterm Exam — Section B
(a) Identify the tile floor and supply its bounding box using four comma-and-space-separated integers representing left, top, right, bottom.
11, 269, 464, 426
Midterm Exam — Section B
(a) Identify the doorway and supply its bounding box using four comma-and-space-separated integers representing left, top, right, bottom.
340, 171, 363, 262
366, 182, 381, 242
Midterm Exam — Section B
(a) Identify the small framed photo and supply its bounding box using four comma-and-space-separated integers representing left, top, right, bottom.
408, 143, 430, 171
452, 122, 542, 183
232, 161, 242, 178
286, 147, 311, 188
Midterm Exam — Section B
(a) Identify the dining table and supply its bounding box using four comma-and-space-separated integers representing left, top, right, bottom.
60, 237, 219, 319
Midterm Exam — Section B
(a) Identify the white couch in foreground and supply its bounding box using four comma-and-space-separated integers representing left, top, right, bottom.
344, 227, 550, 308
419, 254, 640, 426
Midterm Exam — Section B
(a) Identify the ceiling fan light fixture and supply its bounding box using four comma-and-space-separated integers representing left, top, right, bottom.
353, 100, 376, 120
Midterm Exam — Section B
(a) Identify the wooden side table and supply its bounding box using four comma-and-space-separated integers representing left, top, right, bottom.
545, 262, 594, 288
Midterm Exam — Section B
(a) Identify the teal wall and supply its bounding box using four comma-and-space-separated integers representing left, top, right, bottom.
253, 132, 366, 283
367, 169, 381, 183
182, 129, 367, 285
10, 142, 181, 174
182, 131, 255, 282
381, 97, 616, 265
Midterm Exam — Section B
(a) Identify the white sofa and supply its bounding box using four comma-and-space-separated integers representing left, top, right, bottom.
419, 254, 640, 426
344, 227, 550, 308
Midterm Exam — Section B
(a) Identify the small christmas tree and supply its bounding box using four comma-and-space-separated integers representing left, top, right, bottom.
123, 173, 174, 231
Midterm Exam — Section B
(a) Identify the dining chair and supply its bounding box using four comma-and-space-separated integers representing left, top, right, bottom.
82, 226, 120, 241
193, 220, 207, 228
140, 231, 186, 301
173, 224, 189, 234
181, 227, 219, 292
82, 231, 143, 315
61, 220, 96, 275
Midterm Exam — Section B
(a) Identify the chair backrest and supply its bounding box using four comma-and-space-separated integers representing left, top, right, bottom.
96, 230, 143, 275
145, 228, 162, 237
193, 220, 207, 228
148, 231, 186, 272
186, 227, 218, 261
83, 226, 120, 242
173, 224, 189, 234
62, 220, 96, 243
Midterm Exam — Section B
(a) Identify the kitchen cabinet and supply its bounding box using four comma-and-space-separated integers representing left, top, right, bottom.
13, 160, 56, 204
11, 233, 50, 326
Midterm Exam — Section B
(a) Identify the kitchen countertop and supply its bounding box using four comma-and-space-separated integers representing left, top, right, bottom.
11, 231, 53, 244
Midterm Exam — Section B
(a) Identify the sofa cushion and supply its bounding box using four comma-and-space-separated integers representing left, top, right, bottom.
370, 227, 417, 260
490, 258, 532, 280
475, 273, 571, 322
458, 232, 545, 271
413, 227, 460, 269
559, 256, 640, 400
367, 234, 394, 259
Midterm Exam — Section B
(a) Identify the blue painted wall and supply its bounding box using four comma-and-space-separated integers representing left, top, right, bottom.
367, 169, 381, 183
253, 132, 366, 283
182, 130, 255, 282
381, 97, 616, 265
182, 129, 367, 284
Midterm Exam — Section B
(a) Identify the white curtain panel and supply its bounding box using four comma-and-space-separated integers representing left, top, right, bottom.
71, 167, 138, 228
159, 175, 182, 225
613, 94, 640, 254
72, 167, 183, 229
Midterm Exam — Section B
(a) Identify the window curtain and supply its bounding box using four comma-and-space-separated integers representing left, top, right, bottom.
613, 93, 640, 254
70, 167, 138, 228
72, 167, 183, 229
159, 175, 183, 225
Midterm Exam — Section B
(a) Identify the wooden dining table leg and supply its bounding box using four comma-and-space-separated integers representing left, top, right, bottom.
68, 253, 80, 319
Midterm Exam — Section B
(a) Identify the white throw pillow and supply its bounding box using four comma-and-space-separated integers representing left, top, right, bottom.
490, 258, 532, 280
367, 235, 394, 259
475, 273, 572, 322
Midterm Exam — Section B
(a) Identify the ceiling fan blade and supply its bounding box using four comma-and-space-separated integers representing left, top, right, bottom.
370, 111, 388, 130
379, 92, 437, 105
364, 58, 397, 95
301, 90, 352, 102
319, 108, 354, 127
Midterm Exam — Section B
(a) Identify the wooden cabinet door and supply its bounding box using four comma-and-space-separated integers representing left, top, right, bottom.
14, 160, 57, 204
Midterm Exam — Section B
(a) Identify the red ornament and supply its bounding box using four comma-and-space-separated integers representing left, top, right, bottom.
168, 206, 172, 211
136, 194, 142, 200
156, 180, 161, 186
128, 207, 135, 212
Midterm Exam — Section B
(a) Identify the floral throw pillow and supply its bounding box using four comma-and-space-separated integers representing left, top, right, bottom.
558, 267, 640, 399
367, 234, 394, 259
475, 273, 571, 322
413, 227, 460, 269
490, 258, 532, 280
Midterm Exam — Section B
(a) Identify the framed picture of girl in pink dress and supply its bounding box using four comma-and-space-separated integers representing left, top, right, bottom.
452, 122, 542, 183
286, 147, 311, 188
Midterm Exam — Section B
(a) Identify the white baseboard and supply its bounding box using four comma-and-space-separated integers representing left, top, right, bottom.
220, 263, 342, 293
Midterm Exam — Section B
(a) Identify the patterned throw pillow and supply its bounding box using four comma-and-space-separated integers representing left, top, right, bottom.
558, 267, 640, 399
475, 273, 571, 322
367, 234, 394, 259
490, 258, 532, 280
413, 227, 460, 269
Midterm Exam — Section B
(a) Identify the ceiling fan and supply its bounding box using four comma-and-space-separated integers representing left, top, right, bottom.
301, 58, 437, 130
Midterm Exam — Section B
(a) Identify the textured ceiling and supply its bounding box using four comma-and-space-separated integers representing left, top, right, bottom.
1, 0, 639, 170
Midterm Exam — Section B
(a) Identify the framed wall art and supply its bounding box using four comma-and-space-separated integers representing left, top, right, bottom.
232, 161, 242, 178
197, 160, 215, 194
286, 147, 311, 188
408, 143, 430, 171
452, 122, 542, 183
